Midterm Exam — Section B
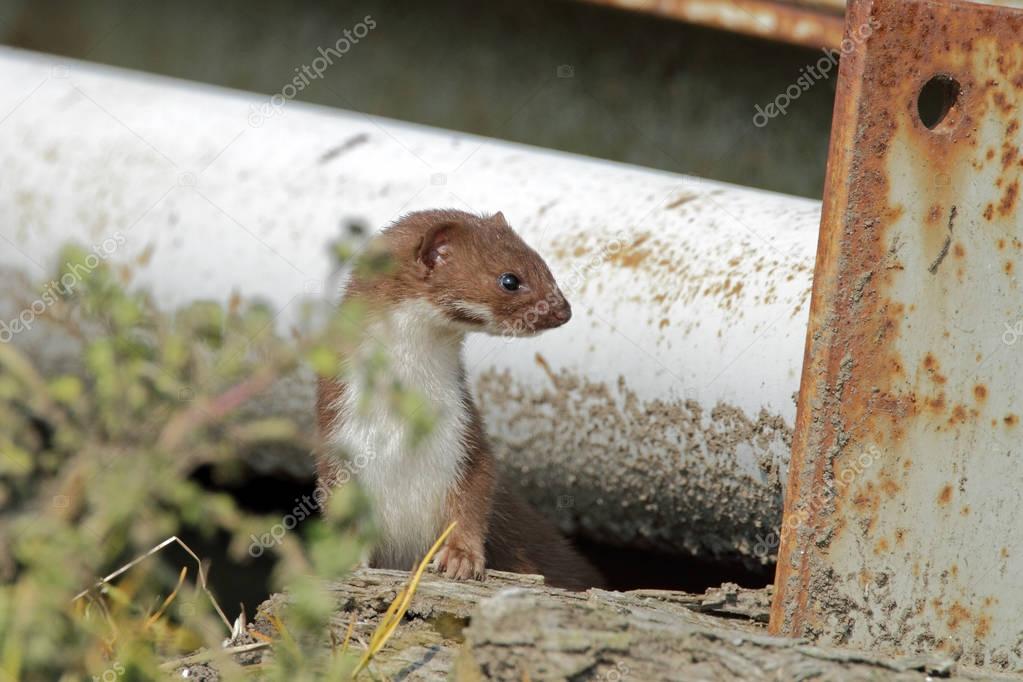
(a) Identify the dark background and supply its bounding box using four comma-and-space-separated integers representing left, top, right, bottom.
0, 0, 836, 198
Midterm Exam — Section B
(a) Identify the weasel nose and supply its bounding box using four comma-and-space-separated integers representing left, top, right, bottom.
552, 300, 572, 324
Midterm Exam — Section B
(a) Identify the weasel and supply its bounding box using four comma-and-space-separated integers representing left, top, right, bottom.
315, 209, 604, 591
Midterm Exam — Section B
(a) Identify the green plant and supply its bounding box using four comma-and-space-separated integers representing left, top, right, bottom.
0, 243, 403, 680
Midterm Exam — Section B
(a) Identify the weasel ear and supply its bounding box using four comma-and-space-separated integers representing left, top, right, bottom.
493, 211, 507, 225
416, 221, 455, 273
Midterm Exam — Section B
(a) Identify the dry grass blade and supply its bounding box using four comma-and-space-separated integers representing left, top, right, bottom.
157, 642, 272, 672
265, 609, 299, 656
340, 611, 357, 656
145, 566, 188, 629
249, 629, 273, 644
352, 522, 456, 678
71, 535, 233, 633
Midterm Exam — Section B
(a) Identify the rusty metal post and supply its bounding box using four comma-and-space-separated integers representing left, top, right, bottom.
580, 0, 846, 49
771, 0, 1023, 670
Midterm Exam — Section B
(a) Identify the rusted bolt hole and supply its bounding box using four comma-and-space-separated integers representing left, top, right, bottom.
917, 75, 961, 130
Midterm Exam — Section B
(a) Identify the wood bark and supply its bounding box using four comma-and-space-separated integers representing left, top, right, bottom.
187, 568, 1010, 681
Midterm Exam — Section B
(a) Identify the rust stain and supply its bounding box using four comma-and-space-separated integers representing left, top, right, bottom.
533, 352, 554, 381
973, 384, 987, 401
946, 602, 971, 630
581, 0, 845, 49
605, 233, 651, 269
1002, 144, 1019, 171
937, 484, 953, 506
927, 393, 947, 412
993, 91, 1014, 114
976, 615, 992, 639
999, 179, 1020, 216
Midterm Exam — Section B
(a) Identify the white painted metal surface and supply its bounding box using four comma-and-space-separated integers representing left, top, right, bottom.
0, 48, 820, 559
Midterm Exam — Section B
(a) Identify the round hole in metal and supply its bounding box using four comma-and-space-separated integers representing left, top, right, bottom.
917, 75, 961, 130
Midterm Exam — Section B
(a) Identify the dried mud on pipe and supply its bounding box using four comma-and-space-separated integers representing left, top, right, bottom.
475, 358, 792, 563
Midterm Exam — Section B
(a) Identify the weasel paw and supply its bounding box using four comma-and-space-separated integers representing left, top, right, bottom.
432, 542, 485, 581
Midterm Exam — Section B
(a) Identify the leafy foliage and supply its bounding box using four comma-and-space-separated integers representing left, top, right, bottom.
0, 243, 391, 680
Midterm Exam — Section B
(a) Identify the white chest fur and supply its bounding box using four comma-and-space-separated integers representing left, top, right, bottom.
326, 300, 471, 569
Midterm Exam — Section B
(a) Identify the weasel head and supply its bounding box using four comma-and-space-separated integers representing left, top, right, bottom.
360, 209, 571, 337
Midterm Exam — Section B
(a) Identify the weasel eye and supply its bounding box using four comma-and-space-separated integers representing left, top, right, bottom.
499, 273, 521, 291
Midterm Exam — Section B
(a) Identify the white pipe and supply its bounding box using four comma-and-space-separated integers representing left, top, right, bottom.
0, 47, 820, 561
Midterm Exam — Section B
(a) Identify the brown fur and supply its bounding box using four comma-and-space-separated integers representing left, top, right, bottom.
315, 209, 602, 590
315, 377, 347, 486
345, 209, 571, 335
